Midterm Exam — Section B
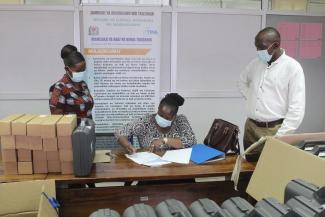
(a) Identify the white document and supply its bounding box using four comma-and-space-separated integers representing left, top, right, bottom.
161, 148, 192, 164
142, 158, 171, 167
126, 152, 161, 164
126, 151, 172, 167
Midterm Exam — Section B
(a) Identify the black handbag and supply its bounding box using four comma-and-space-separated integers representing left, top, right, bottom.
204, 119, 240, 154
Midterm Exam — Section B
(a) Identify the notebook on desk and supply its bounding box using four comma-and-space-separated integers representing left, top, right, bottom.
190, 144, 225, 164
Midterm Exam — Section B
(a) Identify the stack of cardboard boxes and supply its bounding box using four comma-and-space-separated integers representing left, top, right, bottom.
0, 114, 25, 175
57, 115, 77, 174
0, 114, 77, 175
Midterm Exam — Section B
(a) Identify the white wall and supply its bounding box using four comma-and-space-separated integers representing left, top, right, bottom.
0, 9, 74, 117
174, 12, 261, 145
179, 97, 246, 149
0, 100, 49, 115
0, 10, 74, 99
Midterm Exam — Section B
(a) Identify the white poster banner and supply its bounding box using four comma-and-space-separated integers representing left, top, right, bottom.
83, 6, 161, 133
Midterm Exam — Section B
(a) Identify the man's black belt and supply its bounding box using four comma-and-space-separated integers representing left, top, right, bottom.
249, 118, 284, 128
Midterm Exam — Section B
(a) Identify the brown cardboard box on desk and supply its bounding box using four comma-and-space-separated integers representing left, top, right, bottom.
43, 138, 58, 152
17, 149, 32, 162
56, 115, 77, 175
12, 114, 36, 136
28, 136, 43, 150
56, 114, 77, 137
3, 162, 18, 175
0, 179, 57, 217
18, 162, 33, 175
0, 114, 24, 136
1, 136, 15, 149
0, 114, 24, 161
1, 148, 18, 175
247, 133, 325, 203
41, 115, 63, 139
16, 135, 29, 150
33, 150, 48, 174
26, 115, 48, 137
57, 136, 72, 150
1, 114, 77, 175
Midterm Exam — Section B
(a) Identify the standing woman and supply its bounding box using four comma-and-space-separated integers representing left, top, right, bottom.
50, 45, 95, 188
49, 45, 94, 122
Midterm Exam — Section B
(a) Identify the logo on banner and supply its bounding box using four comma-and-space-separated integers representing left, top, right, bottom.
88, 26, 99, 36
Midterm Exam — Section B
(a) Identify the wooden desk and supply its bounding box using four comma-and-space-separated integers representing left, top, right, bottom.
0, 154, 256, 217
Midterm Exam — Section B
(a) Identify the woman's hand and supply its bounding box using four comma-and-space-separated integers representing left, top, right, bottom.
126, 145, 137, 154
117, 136, 137, 154
148, 138, 164, 152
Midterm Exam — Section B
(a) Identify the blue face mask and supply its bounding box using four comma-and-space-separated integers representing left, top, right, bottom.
67, 68, 86, 83
257, 49, 272, 63
155, 114, 172, 128
257, 43, 274, 63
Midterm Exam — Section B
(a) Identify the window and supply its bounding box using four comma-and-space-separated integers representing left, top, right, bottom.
177, 0, 261, 9
269, 0, 325, 12
0, 0, 73, 5
277, 21, 323, 59
0, 0, 23, 4
308, 0, 325, 12
25, 0, 73, 4
81, 0, 170, 5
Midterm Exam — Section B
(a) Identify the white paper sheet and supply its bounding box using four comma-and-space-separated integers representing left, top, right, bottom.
126, 152, 161, 164
161, 148, 192, 164
142, 158, 171, 167
126, 151, 172, 167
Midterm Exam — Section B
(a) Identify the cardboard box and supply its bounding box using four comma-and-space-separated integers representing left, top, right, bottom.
17, 149, 32, 162
41, 115, 63, 138
1, 149, 17, 162
46, 151, 59, 161
27, 115, 47, 137
56, 114, 77, 136
61, 161, 73, 175
47, 160, 61, 173
16, 135, 29, 149
58, 136, 72, 150
59, 149, 73, 162
28, 136, 43, 150
247, 136, 325, 203
3, 162, 18, 175
0, 114, 24, 136
43, 138, 58, 151
11, 114, 36, 136
0, 179, 56, 217
33, 160, 48, 174
33, 150, 47, 162
1, 135, 15, 149
18, 162, 33, 174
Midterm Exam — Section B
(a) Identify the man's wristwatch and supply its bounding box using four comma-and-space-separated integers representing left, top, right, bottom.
163, 137, 168, 144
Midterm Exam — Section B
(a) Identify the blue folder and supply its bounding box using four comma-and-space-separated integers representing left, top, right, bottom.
190, 144, 225, 164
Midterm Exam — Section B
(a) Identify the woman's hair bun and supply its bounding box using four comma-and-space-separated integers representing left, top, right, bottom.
61, 44, 77, 59
164, 93, 184, 106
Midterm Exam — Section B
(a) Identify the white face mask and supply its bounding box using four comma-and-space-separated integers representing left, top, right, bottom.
155, 114, 172, 128
256, 43, 274, 63
67, 68, 86, 83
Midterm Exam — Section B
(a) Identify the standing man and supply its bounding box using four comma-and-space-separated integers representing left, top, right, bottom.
238, 27, 305, 161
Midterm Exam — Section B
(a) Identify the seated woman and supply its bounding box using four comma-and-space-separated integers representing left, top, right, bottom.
49, 45, 94, 123
116, 93, 197, 153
